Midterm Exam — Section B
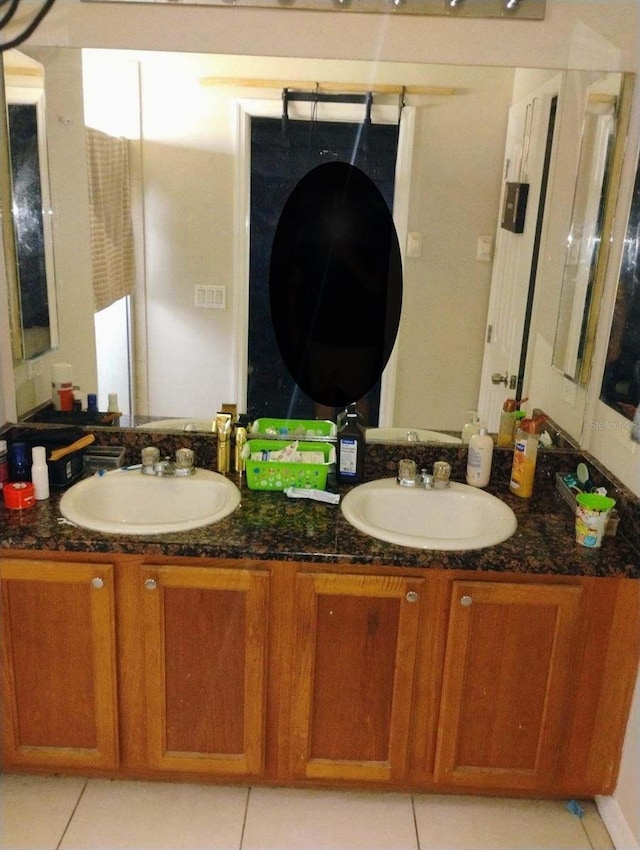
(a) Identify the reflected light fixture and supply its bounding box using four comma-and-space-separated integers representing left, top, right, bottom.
503, 0, 522, 9
0, 0, 57, 51
446, 0, 465, 7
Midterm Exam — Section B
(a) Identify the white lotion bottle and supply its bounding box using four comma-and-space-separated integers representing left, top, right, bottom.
466, 428, 494, 488
31, 445, 50, 500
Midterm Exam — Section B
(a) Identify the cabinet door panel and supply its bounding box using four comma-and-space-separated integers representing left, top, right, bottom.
142, 566, 269, 776
1, 559, 118, 770
291, 572, 423, 783
435, 581, 583, 791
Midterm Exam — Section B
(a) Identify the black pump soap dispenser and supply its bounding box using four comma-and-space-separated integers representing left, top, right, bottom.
336, 404, 365, 484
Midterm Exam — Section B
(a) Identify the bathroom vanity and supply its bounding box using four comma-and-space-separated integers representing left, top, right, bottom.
1, 433, 639, 799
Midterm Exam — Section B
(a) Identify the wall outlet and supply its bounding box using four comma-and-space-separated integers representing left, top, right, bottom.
26, 360, 42, 380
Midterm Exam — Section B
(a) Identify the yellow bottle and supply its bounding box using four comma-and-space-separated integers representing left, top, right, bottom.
509, 418, 540, 498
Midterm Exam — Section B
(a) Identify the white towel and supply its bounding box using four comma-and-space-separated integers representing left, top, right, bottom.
86, 126, 135, 313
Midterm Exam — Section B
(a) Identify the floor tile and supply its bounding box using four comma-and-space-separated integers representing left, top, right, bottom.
241, 786, 418, 850
413, 795, 593, 850
0, 774, 87, 850
58, 778, 249, 850
580, 800, 615, 850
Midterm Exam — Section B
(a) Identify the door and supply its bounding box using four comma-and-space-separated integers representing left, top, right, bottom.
1, 558, 118, 770
141, 564, 269, 776
434, 580, 583, 791
290, 571, 423, 783
478, 76, 561, 430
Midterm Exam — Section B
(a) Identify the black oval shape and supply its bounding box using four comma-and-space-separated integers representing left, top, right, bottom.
269, 161, 403, 409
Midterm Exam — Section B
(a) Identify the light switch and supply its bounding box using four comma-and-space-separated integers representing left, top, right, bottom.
195, 285, 226, 309
477, 235, 494, 262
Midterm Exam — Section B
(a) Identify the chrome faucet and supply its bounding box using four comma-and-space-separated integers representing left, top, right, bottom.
397, 459, 451, 489
141, 447, 195, 476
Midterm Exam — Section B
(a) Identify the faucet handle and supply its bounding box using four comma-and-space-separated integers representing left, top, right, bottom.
141, 446, 160, 474
433, 460, 451, 488
175, 447, 195, 475
397, 458, 417, 486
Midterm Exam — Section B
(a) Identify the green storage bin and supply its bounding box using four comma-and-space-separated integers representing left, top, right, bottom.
245, 440, 336, 491
249, 418, 336, 441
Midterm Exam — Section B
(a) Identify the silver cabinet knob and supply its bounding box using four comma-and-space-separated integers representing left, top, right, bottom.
405, 590, 419, 603
91, 577, 104, 589
460, 595, 473, 606
144, 578, 158, 590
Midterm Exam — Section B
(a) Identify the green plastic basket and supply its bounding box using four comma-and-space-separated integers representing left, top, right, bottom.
249, 418, 337, 441
245, 440, 336, 491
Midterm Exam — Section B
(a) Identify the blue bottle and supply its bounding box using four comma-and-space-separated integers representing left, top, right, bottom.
9, 442, 31, 482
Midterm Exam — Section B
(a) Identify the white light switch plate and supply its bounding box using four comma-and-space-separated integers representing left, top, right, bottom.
195, 285, 226, 309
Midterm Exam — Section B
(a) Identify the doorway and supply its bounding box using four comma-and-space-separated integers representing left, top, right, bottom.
234, 97, 415, 426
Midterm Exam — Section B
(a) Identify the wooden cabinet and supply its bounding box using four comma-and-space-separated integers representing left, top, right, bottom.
434, 580, 583, 791
0, 558, 118, 771
1, 552, 636, 798
290, 571, 423, 784
140, 564, 269, 776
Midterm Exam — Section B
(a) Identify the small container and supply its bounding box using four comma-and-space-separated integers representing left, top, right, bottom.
336, 406, 365, 484
0, 439, 8, 490
575, 493, 616, 548
108, 393, 119, 413
497, 399, 517, 447
87, 393, 98, 413
31, 445, 50, 500
3, 481, 35, 510
462, 411, 480, 444
466, 428, 494, 488
9, 442, 31, 482
51, 363, 73, 411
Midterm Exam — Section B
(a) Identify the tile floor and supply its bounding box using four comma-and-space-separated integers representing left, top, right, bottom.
1, 774, 615, 850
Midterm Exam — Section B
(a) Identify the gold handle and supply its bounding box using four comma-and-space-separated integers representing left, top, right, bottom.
49, 434, 96, 462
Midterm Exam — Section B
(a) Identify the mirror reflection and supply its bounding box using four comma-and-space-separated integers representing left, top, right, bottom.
3, 51, 57, 361
2, 48, 628, 437
601, 150, 640, 422
552, 73, 620, 384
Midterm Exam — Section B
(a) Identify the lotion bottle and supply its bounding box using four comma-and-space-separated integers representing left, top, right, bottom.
466, 428, 493, 488
31, 446, 50, 500
509, 418, 540, 498
497, 399, 517, 447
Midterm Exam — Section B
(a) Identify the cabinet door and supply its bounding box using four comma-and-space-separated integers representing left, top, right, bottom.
435, 580, 583, 791
290, 572, 423, 784
141, 565, 269, 776
1, 558, 118, 770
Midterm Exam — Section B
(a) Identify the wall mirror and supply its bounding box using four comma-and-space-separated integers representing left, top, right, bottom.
1, 47, 629, 435
552, 73, 621, 385
600, 149, 640, 423
2, 51, 58, 362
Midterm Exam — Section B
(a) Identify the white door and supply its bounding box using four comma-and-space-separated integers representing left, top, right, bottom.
478, 75, 562, 431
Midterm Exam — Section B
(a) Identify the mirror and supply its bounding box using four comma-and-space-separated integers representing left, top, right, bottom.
2, 48, 628, 434
2, 51, 58, 362
552, 73, 621, 384
600, 148, 640, 422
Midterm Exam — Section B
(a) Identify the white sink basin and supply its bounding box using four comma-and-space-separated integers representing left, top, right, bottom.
341, 478, 517, 550
138, 418, 215, 431
366, 427, 461, 445
60, 468, 241, 535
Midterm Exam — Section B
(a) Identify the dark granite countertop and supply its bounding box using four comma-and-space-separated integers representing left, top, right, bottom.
1, 422, 638, 578
1, 471, 638, 579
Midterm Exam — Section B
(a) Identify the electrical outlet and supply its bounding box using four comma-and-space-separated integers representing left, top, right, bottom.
26, 360, 42, 380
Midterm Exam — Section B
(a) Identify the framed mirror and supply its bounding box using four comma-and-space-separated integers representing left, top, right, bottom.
552, 73, 623, 385
2, 52, 58, 362
2, 47, 631, 437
